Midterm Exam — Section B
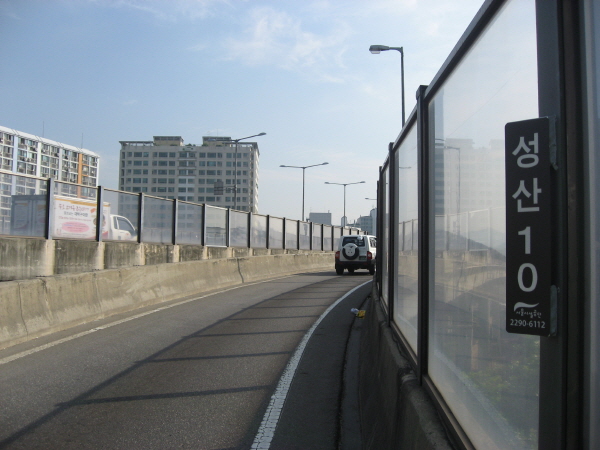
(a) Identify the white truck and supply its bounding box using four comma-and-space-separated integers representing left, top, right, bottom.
10, 195, 137, 241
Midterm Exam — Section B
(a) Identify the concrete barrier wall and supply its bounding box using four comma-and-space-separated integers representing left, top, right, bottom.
0, 252, 334, 350
358, 294, 453, 449
0, 237, 330, 282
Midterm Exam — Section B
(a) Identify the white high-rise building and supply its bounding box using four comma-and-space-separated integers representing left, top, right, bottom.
119, 136, 260, 213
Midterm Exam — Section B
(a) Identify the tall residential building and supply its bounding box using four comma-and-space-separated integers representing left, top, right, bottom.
118, 136, 260, 213
0, 125, 100, 184
0, 125, 100, 224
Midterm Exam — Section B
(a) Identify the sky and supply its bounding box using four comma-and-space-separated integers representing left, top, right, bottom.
1, 0, 484, 224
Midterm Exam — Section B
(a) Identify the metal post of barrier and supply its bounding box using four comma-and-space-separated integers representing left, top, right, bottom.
296, 220, 300, 250
282, 218, 286, 250
376, 176, 383, 292
172, 199, 178, 245
45, 177, 55, 240
96, 186, 104, 242
320, 223, 324, 251
247, 211, 253, 249
201, 204, 206, 247
226, 208, 231, 248
416, 84, 429, 383
266, 215, 270, 249
387, 141, 396, 327
137, 193, 144, 244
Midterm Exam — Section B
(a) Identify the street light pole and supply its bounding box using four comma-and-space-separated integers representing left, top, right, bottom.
227, 132, 266, 210
369, 44, 405, 127
325, 181, 366, 226
280, 162, 329, 220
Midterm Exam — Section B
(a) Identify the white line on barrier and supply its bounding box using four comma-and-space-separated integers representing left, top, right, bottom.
0, 274, 306, 366
251, 280, 371, 449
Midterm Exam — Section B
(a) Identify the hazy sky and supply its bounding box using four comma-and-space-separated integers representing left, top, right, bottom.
1, 0, 484, 224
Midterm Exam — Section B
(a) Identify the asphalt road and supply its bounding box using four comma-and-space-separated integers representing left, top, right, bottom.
0, 271, 371, 449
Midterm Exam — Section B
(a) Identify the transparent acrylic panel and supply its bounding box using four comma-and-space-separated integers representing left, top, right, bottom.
251, 214, 267, 248
176, 201, 203, 245
285, 219, 297, 249
468, 209, 491, 251
205, 205, 227, 246
394, 125, 419, 353
299, 221, 311, 250
446, 212, 468, 251
490, 206, 506, 256
380, 166, 389, 306
435, 215, 447, 252
312, 224, 322, 250
402, 220, 414, 252
3, 173, 49, 237
142, 196, 174, 244
102, 189, 139, 242
427, 0, 539, 448
51, 182, 99, 240
333, 227, 342, 250
230, 210, 249, 247
323, 225, 332, 251
413, 219, 419, 251
269, 217, 283, 249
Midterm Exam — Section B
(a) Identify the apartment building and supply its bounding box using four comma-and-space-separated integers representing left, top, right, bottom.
0, 125, 100, 225
0, 125, 99, 184
118, 135, 260, 213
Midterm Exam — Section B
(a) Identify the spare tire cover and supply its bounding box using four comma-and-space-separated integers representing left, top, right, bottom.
342, 243, 359, 260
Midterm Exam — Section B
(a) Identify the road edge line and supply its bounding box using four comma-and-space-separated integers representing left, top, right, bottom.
251, 279, 372, 449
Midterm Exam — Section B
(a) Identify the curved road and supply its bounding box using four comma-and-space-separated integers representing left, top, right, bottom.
0, 271, 371, 449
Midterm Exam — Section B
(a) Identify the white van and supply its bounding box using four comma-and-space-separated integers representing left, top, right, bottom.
335, 235, 377, 275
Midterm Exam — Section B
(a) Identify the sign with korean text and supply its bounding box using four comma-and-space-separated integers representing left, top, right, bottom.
505, 118, 553, 336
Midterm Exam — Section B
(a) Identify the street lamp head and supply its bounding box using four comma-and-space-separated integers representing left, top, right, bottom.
369, 45, 389, 54
257, 132, 266, 136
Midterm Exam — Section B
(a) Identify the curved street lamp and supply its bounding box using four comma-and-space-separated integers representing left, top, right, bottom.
369, 45, 405, 127
325, 181, 366, 226
280, 162, 329, 220
227, 133, 266, 209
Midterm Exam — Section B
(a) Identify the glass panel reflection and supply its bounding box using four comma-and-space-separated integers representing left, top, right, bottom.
142, 196, 173, 244
285, 219, 297, 249
427, 0, 539, 448
230, 210, 249, 247
251, 214, 267, 248
205, 205, 227, 246
269, 217, 283, 249
312, 224, 322, 250
394, 125, 419, 353
299, 222, 311, 250
380, 167, 389, 307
